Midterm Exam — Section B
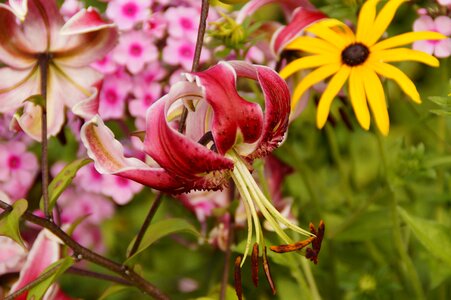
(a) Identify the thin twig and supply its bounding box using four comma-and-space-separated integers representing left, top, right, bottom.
128, 193, 163, 258
67, 267, 132, 286
178, 0, 210, 133
38, 54, 51, 219
0, 200, 169, 300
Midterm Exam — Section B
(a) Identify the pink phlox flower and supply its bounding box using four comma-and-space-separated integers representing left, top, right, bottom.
178, 190, 230, 223
0, 236, 27, 276
134, 61, 167, 86
60, 0, 83, 19
143, 11, 167, 39
165, 6, 199, 41
91, 52, 119, 75
413, 15, 451, 58
246, 46, 266, 64
0, 141, 38, 200
106, 0, 150, 30
129, 83, 162, 119
0, 1, 118, 140
99, 69, 133, 119
437, 0, 451, 8
58, 187, 114, 225
162, 37, 211, 70
74, 162, 105, 194
208, 214, 231, 251
101, 175, 143, 205
113, 30, 159, 74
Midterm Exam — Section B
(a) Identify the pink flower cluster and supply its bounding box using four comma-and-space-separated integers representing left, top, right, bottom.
413, 11, 451, 58
0, 130, 38, 201
94, 0, 217, 129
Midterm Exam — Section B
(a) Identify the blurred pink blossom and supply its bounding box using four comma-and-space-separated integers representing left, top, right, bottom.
134, 62, 167, 87
0, 141, 38, 200
163, 38, 210, 70
106, 0, 151, 30
102, 175, 143, 205
165, 6, 199, 41
129, 83, 162, 119
113, 30, 159, 73
75, 163, 105, 194
437, 0, 451, 8
143, 12, 167, 39
0, 236, 26, 275
99, 69, 133, 119
60, 0, 83, 18
413, 15, 451, 58
91, 53, 119, 75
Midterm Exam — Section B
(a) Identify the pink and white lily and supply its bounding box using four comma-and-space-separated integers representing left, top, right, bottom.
0, 0, 118, 140
81, 61, 315, 267
8, 229, 70, 299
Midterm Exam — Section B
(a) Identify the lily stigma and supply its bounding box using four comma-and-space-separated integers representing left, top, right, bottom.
81, 61, 324, 293
279, 0, 446, 135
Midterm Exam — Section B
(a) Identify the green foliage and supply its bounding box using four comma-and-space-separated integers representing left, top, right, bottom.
0, 199, 28, 248
125, 218, 201, 264
40, 158, 91, 211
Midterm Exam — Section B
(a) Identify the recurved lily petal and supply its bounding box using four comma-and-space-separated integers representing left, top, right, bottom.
236, 0, 315, 24
271, 8, 327, 56
9, 229, 61, 300
56, 8, 119, 67
0, 0, 28, 21
228, 61, 290, 159
193, 62, 264, 155
144, 80, 234, 186
81, 116, 186, 192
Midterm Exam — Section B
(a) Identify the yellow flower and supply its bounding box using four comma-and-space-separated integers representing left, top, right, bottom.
280, 0, 446, 135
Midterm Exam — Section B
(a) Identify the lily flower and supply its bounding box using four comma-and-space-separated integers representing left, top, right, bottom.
81, 61, 319, 281
279, 0, 446, 135
0, 0, 118, 140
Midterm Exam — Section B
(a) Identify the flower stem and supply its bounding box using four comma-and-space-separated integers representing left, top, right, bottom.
128, 192, 163, 258
38, 54, 51, 219
179, 0, 210, 133
0, 200, 169, 300
220, 217, 234, 300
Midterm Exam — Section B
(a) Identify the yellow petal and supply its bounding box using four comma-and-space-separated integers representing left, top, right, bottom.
279, 55, 338, 79
348, 67, 370, 130
371, 48, 440, 67
366, 0, 408, 46
285, 36, 338, 54
316, 66, 351, 128
371, 31, 446, 51
356, 0, 379, 43
291, 63, 341, 111
369, 61, 421, 103
362, 67, 389, 135
306, 20, 351, 50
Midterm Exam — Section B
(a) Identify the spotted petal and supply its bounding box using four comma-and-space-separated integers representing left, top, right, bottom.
144, 81, 234, 189
81, 116, 186, 192
228, 61, 291, 159
193, 62, 264, 155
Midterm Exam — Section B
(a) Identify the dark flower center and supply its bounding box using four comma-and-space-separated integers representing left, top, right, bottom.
341, 43, 369, 66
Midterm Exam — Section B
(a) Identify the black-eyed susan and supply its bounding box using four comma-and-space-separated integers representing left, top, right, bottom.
280, 0, 446, 135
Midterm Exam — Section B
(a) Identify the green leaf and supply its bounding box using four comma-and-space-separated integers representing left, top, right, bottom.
99, 285, 132, 300
398, 207, 451, 267
23, 94, 45, 108
0, 199, 28, 248
125, 218, 200, 263
27, 256, 75, 300
428, 96, 451, 107
40, 158, 91, 211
